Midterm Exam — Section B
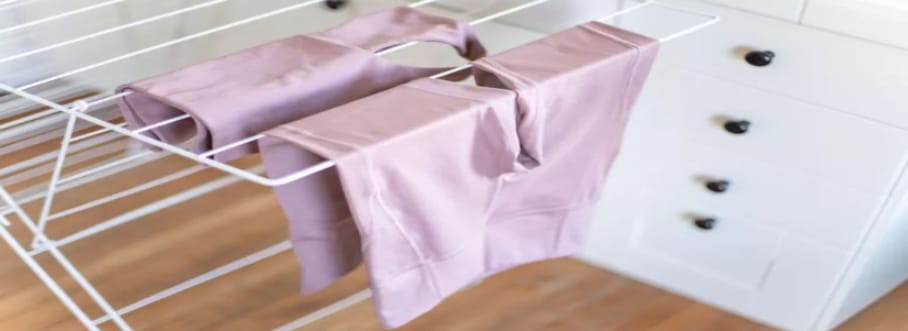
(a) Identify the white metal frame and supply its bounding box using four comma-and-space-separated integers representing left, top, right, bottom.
0, 0, 718, 330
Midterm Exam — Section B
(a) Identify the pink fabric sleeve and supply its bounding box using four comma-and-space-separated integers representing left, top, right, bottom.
117, 7, 486, 162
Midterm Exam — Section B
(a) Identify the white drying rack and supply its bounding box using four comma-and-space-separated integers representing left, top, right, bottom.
0, 0, 719, 330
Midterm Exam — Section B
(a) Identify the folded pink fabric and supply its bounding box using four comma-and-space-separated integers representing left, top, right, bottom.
261, 22, 659, 328
472, 22, 659, 270
117, 7, 486, 161
260, 79, 521, 327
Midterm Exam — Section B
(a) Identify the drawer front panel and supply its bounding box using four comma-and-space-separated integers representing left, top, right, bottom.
802, 0, 908, 50
635, 66, 908, 194
702, 0, 805, 21
651, 143, 884, 249
618, 0, 908, 129
631, 195, 783, 289
584, 183, 848, 331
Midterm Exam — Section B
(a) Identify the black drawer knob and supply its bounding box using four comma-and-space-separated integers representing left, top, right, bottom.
705, 180, 730, 193
745, 50, 775, 67
693, 218, 717, 231
325, 0, 347, 10
723, 120, 751, 135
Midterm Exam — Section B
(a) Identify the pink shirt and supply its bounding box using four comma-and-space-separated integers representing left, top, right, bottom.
262, 22, 659, 328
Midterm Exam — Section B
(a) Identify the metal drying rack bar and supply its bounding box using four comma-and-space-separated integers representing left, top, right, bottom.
0, 0, 719, 330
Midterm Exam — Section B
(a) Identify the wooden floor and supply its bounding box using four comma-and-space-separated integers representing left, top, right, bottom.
0, 156, 906, 331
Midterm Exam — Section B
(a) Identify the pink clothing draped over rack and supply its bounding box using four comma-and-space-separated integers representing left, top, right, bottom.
117, 7, 486, 162
261, 21, 659, 328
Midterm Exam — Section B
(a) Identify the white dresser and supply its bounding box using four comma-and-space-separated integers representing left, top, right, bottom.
579, 0, 908, 330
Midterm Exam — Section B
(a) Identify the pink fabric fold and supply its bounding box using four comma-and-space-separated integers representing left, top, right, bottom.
261, 22, 659, 328
471, 22, 660, 270
260, 79, 521, 327
117, 7, 486, 162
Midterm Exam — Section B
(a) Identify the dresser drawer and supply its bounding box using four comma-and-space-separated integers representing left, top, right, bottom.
702, 0, 805, 21
618, 0, 908, 129
802, 0, 908, 50
631, 194, 785, 289
651, 143, 884, 249
634, 66, 908, 194
585, 187, 849, 330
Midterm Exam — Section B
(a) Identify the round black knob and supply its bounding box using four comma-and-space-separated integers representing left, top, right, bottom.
745, 50, 775, 67
693, 218, 717, 231
324, 0, 347, 10
705, 180, 730, 193
723, 120, 751, 135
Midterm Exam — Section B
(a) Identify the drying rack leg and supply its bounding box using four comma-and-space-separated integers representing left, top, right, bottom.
30, 110, 79, 250
0, 187, 134, 331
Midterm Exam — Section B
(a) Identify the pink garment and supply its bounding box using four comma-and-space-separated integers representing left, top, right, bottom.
261, 22, 659, 328
116, 7, 486, 162
471, 22, 659, 271
260, 79, 522, 327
